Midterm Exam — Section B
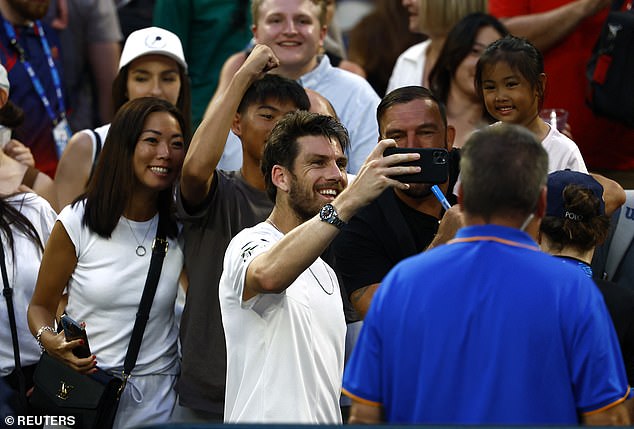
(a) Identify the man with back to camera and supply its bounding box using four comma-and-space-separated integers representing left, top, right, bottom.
174, 45, 311, 422
342, 123, 631, 425
217, 0, 380, 174
333, 86, 462, 318
219, 110, 424, 423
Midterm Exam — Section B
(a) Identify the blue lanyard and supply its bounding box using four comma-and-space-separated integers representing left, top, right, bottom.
2, 18, 66, 124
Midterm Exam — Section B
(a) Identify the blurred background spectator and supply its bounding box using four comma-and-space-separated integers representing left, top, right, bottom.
45, 0, 122, 132
387, 0, 487, 93
429, 13, 508, 147
347, 0, 426, 96
153, 0, 252, 130
116, 0, 155, 38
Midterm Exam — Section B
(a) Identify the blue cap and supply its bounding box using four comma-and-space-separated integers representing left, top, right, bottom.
546, 170, 604, 220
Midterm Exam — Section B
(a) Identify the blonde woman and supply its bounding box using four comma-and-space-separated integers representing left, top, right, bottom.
387, 0, 487, 92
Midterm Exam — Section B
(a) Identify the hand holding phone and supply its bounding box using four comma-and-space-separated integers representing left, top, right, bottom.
383, 147, 449, 184
60, 314, 92, 358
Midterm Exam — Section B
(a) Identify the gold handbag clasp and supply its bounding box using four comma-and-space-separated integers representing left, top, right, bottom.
56, 381, 74, 400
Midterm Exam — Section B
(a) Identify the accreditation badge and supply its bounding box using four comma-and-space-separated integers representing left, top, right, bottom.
53, 117, 71, 159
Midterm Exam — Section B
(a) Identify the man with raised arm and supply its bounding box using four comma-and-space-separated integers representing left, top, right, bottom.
219, 110, 420, 423
175, 45, 310, 422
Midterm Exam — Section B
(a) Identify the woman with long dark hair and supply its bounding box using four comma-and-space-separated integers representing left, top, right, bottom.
429, 13, 508, 147
55, 26, 191, 209
0, 193, 56, 415
28, 97, 187, 427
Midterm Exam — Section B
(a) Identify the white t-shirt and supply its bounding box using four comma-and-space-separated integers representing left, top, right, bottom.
78, 123, 111, 166
541, 123, 588, 173
59, 202, 183, 375
386, 40, 431, 94
451, 124, 588, 197
220, 222, 346, 423
218, 55, 380, 174
0, 194, 56, 376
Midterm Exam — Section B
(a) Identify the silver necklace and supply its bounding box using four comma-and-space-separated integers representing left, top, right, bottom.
125, 216, 156, 257
266, 218, 335, 295
308, 263, 335, 295
266, 218, 282, 233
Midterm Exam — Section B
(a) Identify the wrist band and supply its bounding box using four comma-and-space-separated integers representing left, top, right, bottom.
35, 325, 56, 352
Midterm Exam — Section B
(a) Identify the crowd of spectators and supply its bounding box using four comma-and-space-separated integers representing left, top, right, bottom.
1, 0, 633, 426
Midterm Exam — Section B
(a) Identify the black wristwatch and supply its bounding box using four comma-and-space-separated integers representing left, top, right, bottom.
319, 203, 346, 229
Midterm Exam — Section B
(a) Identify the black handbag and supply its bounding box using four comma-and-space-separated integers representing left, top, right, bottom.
30, 353, 123, 428
30, 215, 169, 429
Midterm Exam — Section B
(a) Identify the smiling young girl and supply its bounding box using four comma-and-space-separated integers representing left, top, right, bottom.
429, 13, 508, 148
475, 36, 587, 173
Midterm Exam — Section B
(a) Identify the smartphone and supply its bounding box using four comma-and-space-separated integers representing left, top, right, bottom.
383, 147, 449, 184
60, 314, 92, 358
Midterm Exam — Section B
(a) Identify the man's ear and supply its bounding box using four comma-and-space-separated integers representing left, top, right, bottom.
271, 164, 291, 194
445, 125, 456, 151
456, 183, 463, 206
318, 25, 327, 49
536, 185, 547, 219
231, 112, 242, 137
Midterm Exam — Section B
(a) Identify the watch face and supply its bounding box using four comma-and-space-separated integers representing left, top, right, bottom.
320, 204, 334, 220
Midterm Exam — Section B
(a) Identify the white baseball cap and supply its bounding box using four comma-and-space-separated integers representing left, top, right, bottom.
119, 27, 187, 72
0, 64, 9, 96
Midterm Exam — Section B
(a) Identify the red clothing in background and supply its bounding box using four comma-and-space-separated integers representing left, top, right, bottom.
489, 0, 634, 171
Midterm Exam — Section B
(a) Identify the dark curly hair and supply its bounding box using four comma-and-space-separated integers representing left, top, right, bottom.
261, 111, 349, 202
540, 185, 610, 253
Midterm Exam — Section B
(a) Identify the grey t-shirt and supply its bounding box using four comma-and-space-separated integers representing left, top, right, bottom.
176, 170, 273, 413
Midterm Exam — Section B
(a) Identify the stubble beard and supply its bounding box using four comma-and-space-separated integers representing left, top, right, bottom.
401, 182, 433, 199
288, 176, 321, 223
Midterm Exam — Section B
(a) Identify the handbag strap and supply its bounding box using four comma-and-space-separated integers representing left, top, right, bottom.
0, 236, 28, 409
120, 213, 169, 385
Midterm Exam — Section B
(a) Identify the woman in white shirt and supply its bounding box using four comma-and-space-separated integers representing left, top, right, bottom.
0, 193, 56, 414
387, 0, 487, 93
28, 97, 187, 428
